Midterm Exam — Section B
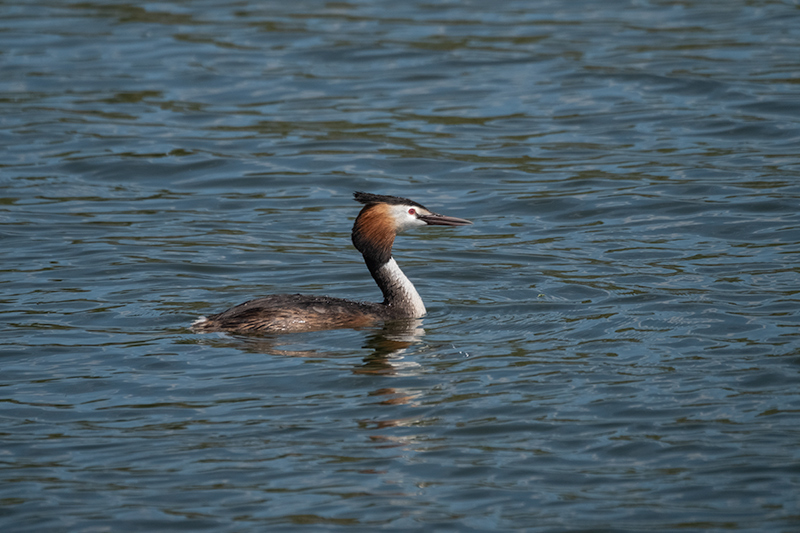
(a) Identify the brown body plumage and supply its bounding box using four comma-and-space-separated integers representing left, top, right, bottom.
192, 192, 471, 334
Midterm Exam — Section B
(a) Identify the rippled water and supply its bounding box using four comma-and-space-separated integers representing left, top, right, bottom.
2, 1, 800, 531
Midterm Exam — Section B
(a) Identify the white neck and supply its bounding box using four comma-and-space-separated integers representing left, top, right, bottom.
376, 258, 426, 317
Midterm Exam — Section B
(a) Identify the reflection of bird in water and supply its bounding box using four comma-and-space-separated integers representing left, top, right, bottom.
193, 192, 471, 334
197, 318, 426, 374
195, 318, 429, 418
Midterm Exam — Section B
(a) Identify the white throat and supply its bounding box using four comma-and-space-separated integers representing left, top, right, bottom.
380, 258, 426, 317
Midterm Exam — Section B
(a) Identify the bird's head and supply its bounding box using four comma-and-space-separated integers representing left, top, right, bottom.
351, 191, 471, 264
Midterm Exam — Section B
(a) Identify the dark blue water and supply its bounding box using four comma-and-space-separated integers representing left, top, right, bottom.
2, 1, 799, 531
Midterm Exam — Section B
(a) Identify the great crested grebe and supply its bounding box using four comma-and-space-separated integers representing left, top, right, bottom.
192, 192, 472, 334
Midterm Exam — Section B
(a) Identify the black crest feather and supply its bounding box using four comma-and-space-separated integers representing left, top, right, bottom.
353, 191, 426, 209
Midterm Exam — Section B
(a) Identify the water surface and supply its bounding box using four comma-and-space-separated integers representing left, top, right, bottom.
2, 1, 799, 531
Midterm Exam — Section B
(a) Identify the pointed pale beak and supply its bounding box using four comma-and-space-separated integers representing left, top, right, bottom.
418, 213, 472, 226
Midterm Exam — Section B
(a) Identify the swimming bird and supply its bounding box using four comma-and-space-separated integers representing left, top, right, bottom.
192, 191, 472, 334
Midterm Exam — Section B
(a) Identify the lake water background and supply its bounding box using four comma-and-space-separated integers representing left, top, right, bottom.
2, 1, 799, 531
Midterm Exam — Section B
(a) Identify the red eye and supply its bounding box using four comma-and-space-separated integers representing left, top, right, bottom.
408, 208, 416, 215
